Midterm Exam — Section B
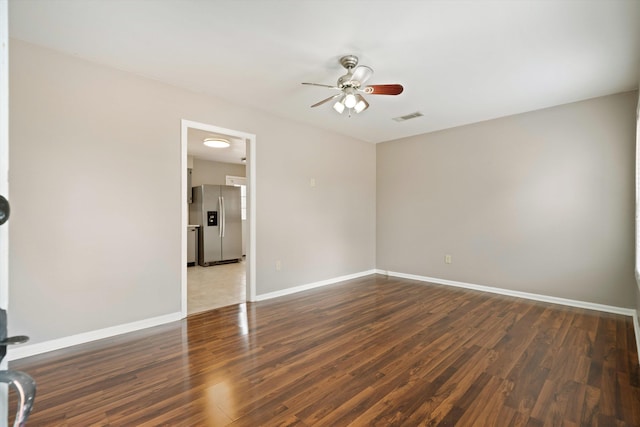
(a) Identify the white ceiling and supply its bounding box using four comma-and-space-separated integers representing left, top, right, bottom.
8, 0, 640, 145
188, 127, 246, 165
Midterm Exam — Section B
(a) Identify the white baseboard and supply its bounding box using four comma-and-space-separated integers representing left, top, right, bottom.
8, 271, 640, 365
9, 270, 374, 360
379, 270, 636, 317
255, 269, 377, 301
7, 312, 183, 361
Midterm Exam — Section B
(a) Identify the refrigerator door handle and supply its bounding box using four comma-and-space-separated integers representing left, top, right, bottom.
218, 196, 223, 238
221, 196, 226, 237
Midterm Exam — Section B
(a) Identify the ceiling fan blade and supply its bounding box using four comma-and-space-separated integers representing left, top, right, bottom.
351, 65, 373, 85
364, 84, 404, 95
302, 82, 339, 89
311, 93, 342, 108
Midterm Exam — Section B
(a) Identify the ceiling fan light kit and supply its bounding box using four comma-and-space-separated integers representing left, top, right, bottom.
354, 94, 369, 113
302, 55, 403, 117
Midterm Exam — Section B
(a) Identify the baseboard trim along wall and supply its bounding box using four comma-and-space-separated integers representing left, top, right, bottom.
379, 269, 640, 364
7, 312, 183, 361
8, 270, 374, 361
255, 269, 378, 302
376, 269, 637, 317
9, 271, 639, 362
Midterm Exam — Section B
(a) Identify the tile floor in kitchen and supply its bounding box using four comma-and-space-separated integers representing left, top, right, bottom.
187, 258, 246, 315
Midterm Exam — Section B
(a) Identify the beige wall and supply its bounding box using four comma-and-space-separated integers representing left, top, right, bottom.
191, 158, 245, 187
10, 38, 635, 348
377, 91, 638, 308
9, 40, 376, 344
256, 117, 376, 293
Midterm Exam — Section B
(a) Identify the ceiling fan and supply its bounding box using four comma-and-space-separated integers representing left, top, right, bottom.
302, 55, 404, 116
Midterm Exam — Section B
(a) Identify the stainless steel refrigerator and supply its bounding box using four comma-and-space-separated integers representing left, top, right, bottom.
189, 185, 242, 266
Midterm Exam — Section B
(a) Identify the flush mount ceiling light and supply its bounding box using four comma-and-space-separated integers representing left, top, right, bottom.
203, 138, 230, 148
302, 55, 403, 117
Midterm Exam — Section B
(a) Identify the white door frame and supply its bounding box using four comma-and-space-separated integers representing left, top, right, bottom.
1, 0, 10, 423
180, 120, 256, 316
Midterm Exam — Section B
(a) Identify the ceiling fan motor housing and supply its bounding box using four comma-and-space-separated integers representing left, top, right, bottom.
338, 55, 361, 89
339, 55, 358, 70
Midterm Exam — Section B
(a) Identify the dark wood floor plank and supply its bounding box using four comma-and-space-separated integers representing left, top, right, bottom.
563, 381, 587, 425
503, 338, 550, 416
580, 384, 603, 426
407, 347, 497, 425
446, 373, 507, 426
8, 274, 640, 426
485, 304, 547, 379
530, 378, 580, 425
437, 371, 492, 425
626, 321, 640, 388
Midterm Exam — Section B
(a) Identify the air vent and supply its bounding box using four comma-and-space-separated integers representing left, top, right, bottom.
393, 112, 423, 122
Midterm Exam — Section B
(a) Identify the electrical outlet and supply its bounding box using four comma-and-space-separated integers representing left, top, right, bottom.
275, 260, 282, 271
310, 178, 316, 188
445, 254, 452, 264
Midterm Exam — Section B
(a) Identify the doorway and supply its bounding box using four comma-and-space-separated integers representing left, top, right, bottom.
180, 120, 256, 317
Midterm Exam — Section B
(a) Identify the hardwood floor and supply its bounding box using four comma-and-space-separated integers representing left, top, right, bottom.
9, 275, 640, 426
